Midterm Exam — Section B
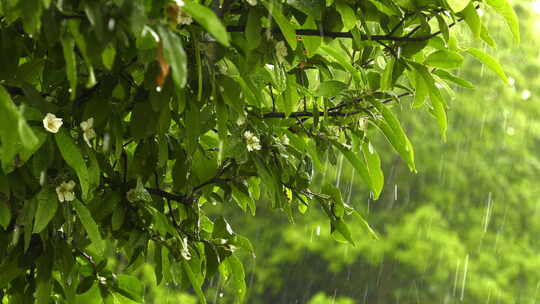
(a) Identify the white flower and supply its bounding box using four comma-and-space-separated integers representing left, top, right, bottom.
80, 118, 96, 147
236, 115, 246, 126
175, 0, 185, 7
56, 180, 76, 202
244, 131, 262, 151
246, 0, 257, 6
359, 117, 368, 130
275, 41, 288, 63
279, 134, 289, 146
521, 89, 531, 100
126, 188, 138, 203
508, 77, 516, 87
177, 9, 192, 25
43, 113, 63, 133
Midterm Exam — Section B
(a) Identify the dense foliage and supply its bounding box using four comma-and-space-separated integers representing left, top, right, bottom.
232, 2, 538, 303
0, 0, 518, 302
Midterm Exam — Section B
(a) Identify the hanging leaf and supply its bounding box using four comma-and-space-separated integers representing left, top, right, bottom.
73, 199, 105, 255
32, 188, 58, 234
157, 26, 187, 90
183, 2, 230, 47
55, 131, 90, 200
319, 44, 363, 86
485, 0, 520, 44
332, 140, 382, 199
370, 99, 416, 172
262, 1, 297, 50
446, 0, 470, 12
413, 63, 448, 140
424, 50, 464, 69
461, 2, 481, 38
467, 48, 509, 85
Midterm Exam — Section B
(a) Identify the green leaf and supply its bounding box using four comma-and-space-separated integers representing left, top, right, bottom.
318, 44, 363, 86
322, 183, 345, 218
55, 131, 90, 200
413, 63, 448, 140
467, 48, 509, 85
436, 15, 449, 42
0, 86, 39, 172
61, 34, 77, 100
116, 274, 143, 302
351, 210, 378, 239
335, 1, 356, 31
157, 26, 187, 89
182, 260, 206, 304
87, 150, 100, 192
480, 23, 497, 48
32, 188, 58, 234
462, 2, 481, 39
433, 69, 475, 89
301, 17, 321, 57
316, 80, 348, 97
35, 252, 53, 304
381, 57, 395, 90
331, 219, 355, 245
370, 99, 416, 172
424, 50, 464, 69
76, 276, 95, 294
412, 70, 428, 108
446, 0, 470, 12
245, 9, 262, 50
362, 141, 384, 199
0, 253, 25, 289
183, 2, 230, 47
0, 201, 10, 230
485, 0, 520, 44
332, 141, 381, 199
227, 254, 246, 304
73, 199, 105, 255
102, 43, 116, 70
262, 1, 297, 50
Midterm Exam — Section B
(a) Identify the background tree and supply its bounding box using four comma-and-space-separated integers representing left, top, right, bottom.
226, 1, 539, 303
0, 0, 517, 303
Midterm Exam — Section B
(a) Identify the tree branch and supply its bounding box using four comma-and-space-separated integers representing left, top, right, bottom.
227, 26, 444, 42
261, 92, 412, 119
146, 188, 192, 205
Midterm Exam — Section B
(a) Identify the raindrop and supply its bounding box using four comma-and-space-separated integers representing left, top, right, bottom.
521, 89, 531, 100
219, 292, 224, 298
316, 225, 321, 236
460, 254, 469, 301
483, 192, 493, 233
103, 133, 111, 152
477, 8, 485, 16
452, 258, 461, 297
108, 18, 116, 31
394, 184, 398, 201
39, 170, 46, 186
335, 154, 344, 188
508, 77, 515, 87
156, 86, 162, 92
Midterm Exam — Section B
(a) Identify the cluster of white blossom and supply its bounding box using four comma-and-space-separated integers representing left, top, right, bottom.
244, 131, 261, 151
56, 180, 76, 202
275, 41, 288, 63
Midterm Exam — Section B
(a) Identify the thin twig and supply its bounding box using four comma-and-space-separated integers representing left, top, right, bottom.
227, 26, 449, 42
261, 92, 412, 119
146, 188, 192, 205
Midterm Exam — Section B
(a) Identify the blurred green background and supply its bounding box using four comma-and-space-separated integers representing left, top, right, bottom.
119, 1, 540, 303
